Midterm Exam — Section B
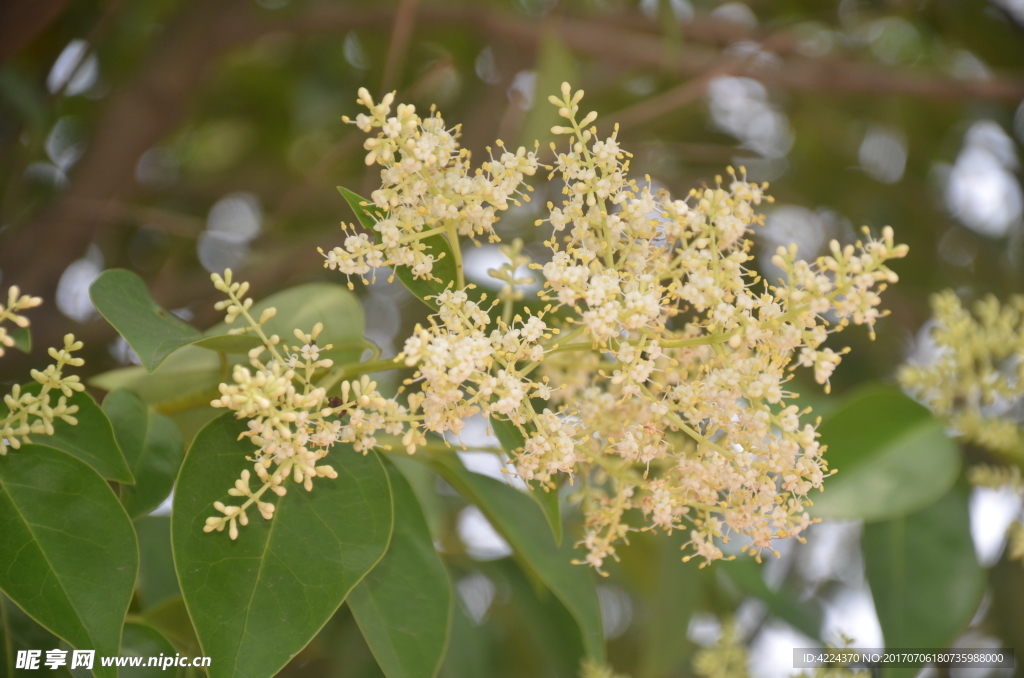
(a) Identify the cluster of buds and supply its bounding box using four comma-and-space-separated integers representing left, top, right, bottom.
899, 291, 1024, 456
205, 271, 413, 538
321, 88, 539, 286
0, 287, 84, 455
0, 286, 41, 358
901, 294, 1024, 565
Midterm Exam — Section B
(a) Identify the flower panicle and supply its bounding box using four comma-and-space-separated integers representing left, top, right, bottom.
0, 284, 85, 454
299, 83, 910, 569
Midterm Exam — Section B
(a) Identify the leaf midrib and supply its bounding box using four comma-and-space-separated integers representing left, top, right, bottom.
0, 457, 96, 651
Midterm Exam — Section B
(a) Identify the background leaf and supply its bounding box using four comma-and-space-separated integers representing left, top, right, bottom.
811, 385, 961, 522
0, 384, 133, 483
863, 484, 984, 676
349, 457, 453, 678
430, 454, 605, 663
172, 413, 393, 678
103, 389, 183, 518
489, 417, 562, 545
120, 622, 178, 678
0, 446, 138, 678
339, 187, 457, 310
0, 595, 74, 678
135, 516, 181, 612
8, 327, 30, 355
90, 269, 204, 373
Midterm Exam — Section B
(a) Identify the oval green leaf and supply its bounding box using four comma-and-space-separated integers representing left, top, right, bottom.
89, 346, 223, 416
339, 187, 457, 310
0, 384, 133, 484
90, 269, 204, 373
172, 413, 393, 678
863, 484, 984, 675
430, 454, 605, 663
349, 458, 452, 678
102, 390, 184, 519
0, 446, 138, 678
811, 385, 960, 522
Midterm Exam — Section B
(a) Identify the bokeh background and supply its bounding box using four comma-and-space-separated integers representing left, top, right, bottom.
2, 0, 1024, 676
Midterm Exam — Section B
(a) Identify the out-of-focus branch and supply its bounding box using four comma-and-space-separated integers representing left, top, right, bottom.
381, 0, 421, 93
268, 5, 1024, 101
0, 0, 71, 66
62, 198, 204, 238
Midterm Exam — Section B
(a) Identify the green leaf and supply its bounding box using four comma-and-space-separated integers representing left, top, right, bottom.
102, 390, 184, 519
715, 559, 821, 641
339, 187, 457, 310
120, 622, 178, 678
489, 417, 562, 545
9, 326, 30, 354
90, 346, 223, 416
0, 446, 138, 678
141, 597, 202, 659
811, 385, 961, 522
862, 485, 984, 675
90, 269, 204, 373
135, 517, 181, 611
0, 384, 133, 483
430, 454, 605, 663
1, 595, 74, 678
349, 458, 452, 678
482, 558, 586, 677
172, 413, 393, 678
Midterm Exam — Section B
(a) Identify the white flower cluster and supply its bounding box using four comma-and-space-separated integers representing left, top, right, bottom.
204, 271, 411, 539
321, 88, 539, 286
220, 84, 908, 569
0, 288, 84, 455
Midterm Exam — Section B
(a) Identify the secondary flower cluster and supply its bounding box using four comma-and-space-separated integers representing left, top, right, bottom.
899, 291, 1024, 456
204, 271, 411, 538
0, 288, 84, 455
900, 292, 1024, 564
320, 88, 539, 284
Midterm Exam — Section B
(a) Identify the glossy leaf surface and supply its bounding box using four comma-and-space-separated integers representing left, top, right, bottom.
0, 446, 137, 678
349, 458, 452, 678
103, 389, 183, 518
172, 414, 393, 678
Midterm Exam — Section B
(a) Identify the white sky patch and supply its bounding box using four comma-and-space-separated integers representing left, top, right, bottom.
198, 193, 262, 273
970, 485, 1023, 566
47, 39, 99, 96
708, 76, 792, 159
457, 506, 512, 560
821, 583, 884, 648
56, 244, 103, 322
859, 124, 907, 184
475, 47, 501, 85
749, 620, 816, 678
456, 572, 496, 625
597, 585, 634, 639
943, 120, 1022, 238
508, 70, 537, 110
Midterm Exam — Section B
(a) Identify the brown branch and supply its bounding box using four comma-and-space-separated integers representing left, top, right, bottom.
0, 0, 71, 66
381, 0, 421, 93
